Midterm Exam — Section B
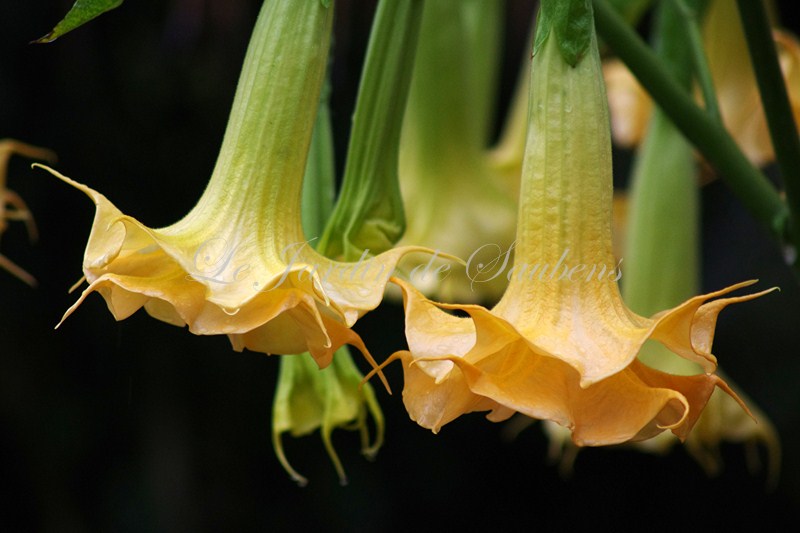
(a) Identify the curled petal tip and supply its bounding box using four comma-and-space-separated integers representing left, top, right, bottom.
362, 447, 379, 461
273, 430, 309, 488
68, 276, 86, 294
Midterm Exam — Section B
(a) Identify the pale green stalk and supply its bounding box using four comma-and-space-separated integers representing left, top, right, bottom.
318, 0, 423, 259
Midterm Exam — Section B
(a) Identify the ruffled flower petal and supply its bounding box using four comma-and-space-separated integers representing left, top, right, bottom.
46, 165, 424, 370
392, 278, 755, 444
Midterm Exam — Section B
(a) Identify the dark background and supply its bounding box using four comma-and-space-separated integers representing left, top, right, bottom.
1, 0, 799, 530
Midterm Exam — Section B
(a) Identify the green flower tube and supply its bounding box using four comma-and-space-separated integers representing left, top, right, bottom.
395, 0, 516, 303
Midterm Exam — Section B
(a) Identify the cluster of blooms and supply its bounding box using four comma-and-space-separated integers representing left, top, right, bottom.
10, 0, 793, 483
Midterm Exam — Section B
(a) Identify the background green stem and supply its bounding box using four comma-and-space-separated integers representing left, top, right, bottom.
593, 0, 789, 246
735, 0, 800, 264
671, 0, 720, 121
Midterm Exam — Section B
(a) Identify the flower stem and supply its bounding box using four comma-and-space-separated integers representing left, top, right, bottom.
592, 0, 789, 246
318, 0, 423, 260
735, 0, 800, 264
670, 0, 721, 121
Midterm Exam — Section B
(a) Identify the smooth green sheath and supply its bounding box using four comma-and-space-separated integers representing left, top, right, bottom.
736, 0, 800, 265
624, 0, 698, 320
318, 0, 422, 260
177, 0, 332, 256
396, 0, 515, 303
35, 0, 123, 43
624, 111, 698, 314
403, 0, 502, 175
592, 0, 789, 246
301, 81, 336, 243
273, 348, 384, 486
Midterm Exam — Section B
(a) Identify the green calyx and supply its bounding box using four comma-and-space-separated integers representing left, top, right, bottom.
272, 348, 384, 486
403, 0, 501, 174
533, 0, 593, 67
318, 0, 423, 260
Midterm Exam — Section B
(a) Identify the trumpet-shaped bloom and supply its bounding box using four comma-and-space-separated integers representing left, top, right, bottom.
542, 5, 782, 474
382, 12, 772, 445
43, 1, 424, 370
1, 139, 55, 286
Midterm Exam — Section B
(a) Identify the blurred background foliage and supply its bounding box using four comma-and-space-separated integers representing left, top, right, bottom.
1, 0, 799, 530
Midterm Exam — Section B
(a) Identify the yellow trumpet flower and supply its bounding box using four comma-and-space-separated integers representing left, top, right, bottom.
41, 1, 423, 372
380, 8, 773, 446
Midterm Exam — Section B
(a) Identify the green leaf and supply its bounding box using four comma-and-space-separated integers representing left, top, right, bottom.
34, 0, 123, 43
534, 0, 592, 66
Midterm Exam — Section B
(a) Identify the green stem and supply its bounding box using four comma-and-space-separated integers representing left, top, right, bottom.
592, 0, 789, 245
671, 0, 721, 121
301, 79, 336, 243
735, 0, 800, 263
318, 0, 423, 260
624, 0, 698, 316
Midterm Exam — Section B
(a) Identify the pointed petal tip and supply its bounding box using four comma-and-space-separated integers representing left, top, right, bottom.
715, 375, 756, 423
32, 163, 106, 202
68, 275, 86, 294
361, 351, 402, 396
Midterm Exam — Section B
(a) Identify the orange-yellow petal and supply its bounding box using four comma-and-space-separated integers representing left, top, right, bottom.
46, 165, 424, 373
